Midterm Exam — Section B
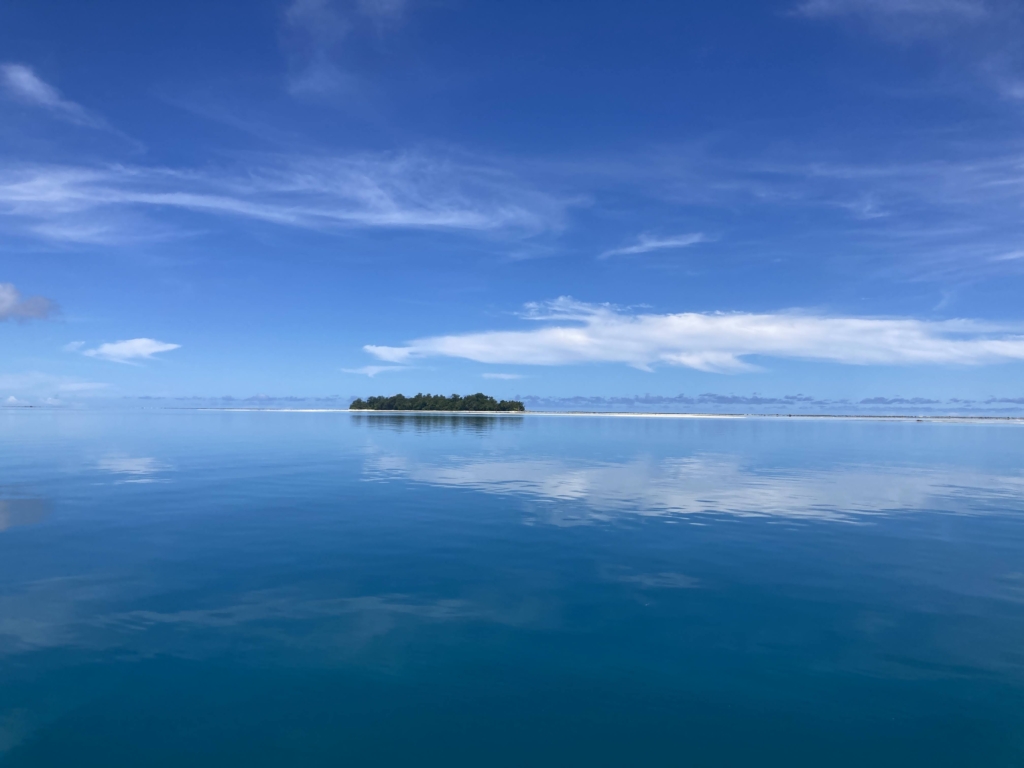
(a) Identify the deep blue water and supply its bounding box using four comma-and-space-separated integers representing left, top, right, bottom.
1, 410, 1023, 766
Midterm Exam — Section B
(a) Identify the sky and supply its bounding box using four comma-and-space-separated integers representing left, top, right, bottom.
3, 0, 1024, 413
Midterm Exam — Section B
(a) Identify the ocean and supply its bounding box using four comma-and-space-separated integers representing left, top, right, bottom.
1, 409, 1023, 766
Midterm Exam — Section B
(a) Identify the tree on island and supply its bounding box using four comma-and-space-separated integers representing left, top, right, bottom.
349, 393, 525, 412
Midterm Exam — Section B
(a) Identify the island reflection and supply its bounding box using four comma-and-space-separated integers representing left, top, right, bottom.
350, 412, 524, 434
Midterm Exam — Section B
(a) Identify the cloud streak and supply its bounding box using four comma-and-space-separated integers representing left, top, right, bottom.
793, 0, 989, 19
342, 365, 405, 376
365, 297, 1024, 373
792, 0, 1024, 110
599, 232, 707, 259
551, 139, 1024, 280
81, 338, 181, 364
0, 63, 107, 128
0, 154, 564, 244
0, 283, 57, 322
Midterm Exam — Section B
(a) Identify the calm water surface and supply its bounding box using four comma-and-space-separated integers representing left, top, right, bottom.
1, 410, 1023, 766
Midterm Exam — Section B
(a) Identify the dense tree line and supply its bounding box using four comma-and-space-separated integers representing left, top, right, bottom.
349, 393, 525, 412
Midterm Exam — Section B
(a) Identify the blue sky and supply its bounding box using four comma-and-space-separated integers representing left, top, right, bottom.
3, 0, 1024, 412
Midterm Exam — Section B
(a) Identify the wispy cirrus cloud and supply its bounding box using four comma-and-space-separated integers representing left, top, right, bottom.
792, 0, 1024, 105
482, 372, 523, 380
992, 250, 1024, 262
0, 153, 565, 245
284, 0, 354, 97
283, 0, 409, 98
80, 338, 181, 364
598, 233, 707, 259
1, 137, 1020, 286
793, 0, 989, 20
0, 283, 58, 322
574, 143, 1024, 280
0, 63, 108, 128
365, 297, 1024, 373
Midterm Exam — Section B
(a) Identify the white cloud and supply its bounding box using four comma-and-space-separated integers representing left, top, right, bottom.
482, 373, 523, 380
0, 155, 564, 244
81, 338, 181, 364
0, 63, 107, 128
599, 232, 707, 259
0, 283, 57, 322
365, 297, 1024, 373
342, 365, 405, 376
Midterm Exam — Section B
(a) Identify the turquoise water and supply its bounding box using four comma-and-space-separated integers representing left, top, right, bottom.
1, 410, 1023, 766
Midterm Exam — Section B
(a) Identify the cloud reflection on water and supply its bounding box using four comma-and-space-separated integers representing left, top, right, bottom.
0, 499, 50, 532
96, 456, 167, 483
363, 452, 1024, 522
0, 578, 537, 660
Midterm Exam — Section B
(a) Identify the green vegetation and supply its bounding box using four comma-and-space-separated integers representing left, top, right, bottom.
349, 393, 525, 412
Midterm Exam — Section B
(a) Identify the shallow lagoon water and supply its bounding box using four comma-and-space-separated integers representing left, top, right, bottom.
1, 410, 1023, 766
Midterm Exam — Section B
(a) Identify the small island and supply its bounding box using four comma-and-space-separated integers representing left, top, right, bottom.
349, 393, 525, 412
